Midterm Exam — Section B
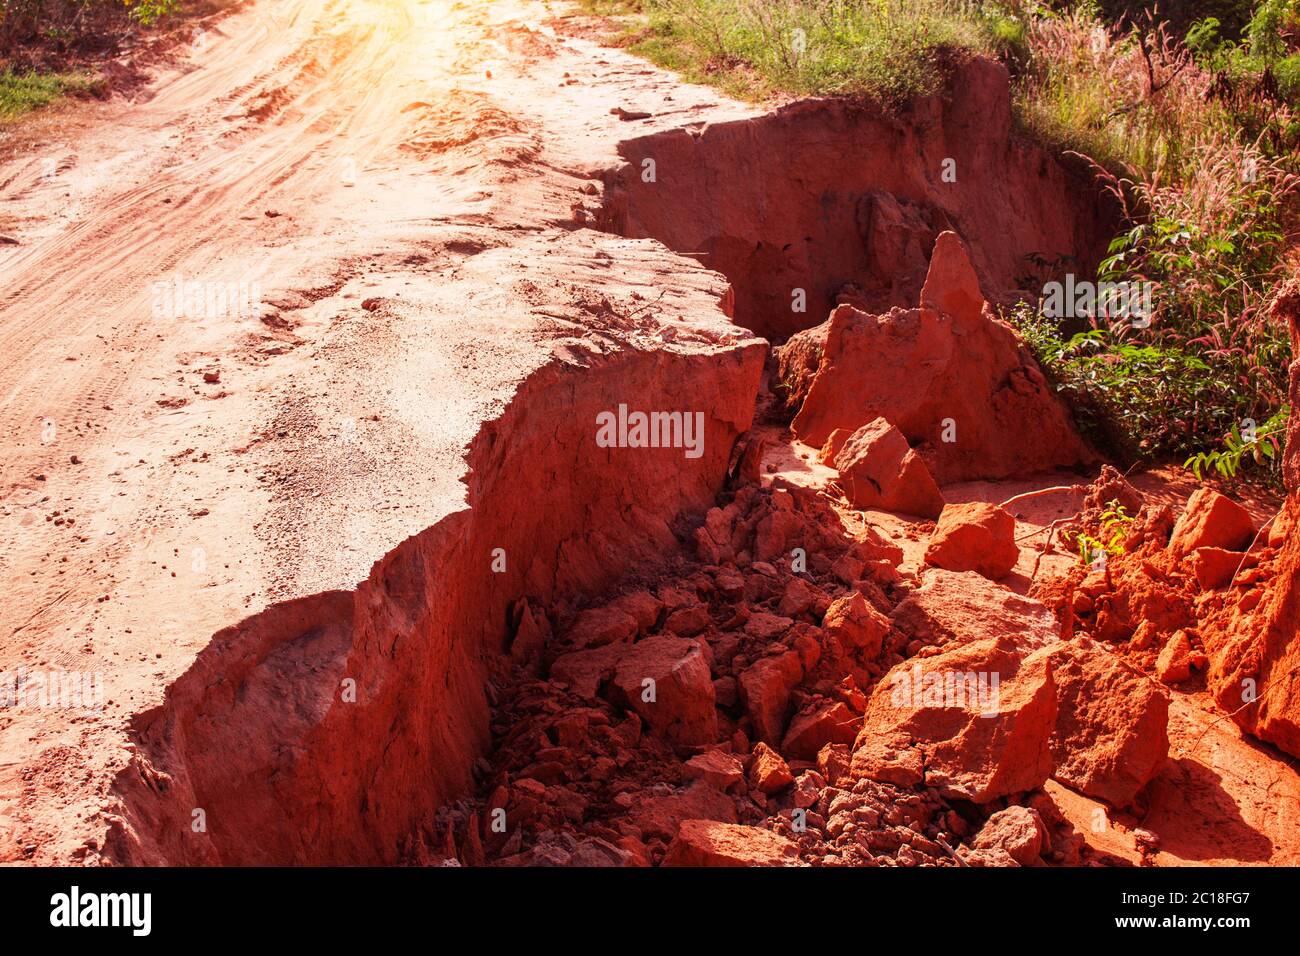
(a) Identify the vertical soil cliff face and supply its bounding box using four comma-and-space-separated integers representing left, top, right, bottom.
1246, 517, 1300, 753
1248, 292, 1300, 752
107, 341, 764, 865
599, 57, 1119, 342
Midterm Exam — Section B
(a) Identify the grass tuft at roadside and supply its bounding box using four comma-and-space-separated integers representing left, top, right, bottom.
0, 68, 96, 121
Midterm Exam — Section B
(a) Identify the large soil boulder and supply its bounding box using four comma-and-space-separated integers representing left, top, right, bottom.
780, 231, 1092, 483
550, 643, 625, 698
747, 741, 794, 793
971, 806, 1049, 866
782, 699, 858, 760
851, 635, 1057, 802
737, 636, 819, 743
661, 820, 801, 867
685, 750, 744, 790
550, 636, 718, 747
1169, 488, 1256, 556
832, 417, 945, 517
1046, 638, 1170, 807
822, 591, 890, 659
630, 782, 737, 842
890, 568, 1060, 654
611, 636, 717, 747
924, 502, 1019, 579
1155, 631, 1193, 685
1188, 547, 1248, 590
564, 605, 638, 649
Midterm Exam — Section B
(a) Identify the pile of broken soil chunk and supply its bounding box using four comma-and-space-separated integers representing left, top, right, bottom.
416, 472, 1163, 867
1059, 448, 1298, 761
407, 225, 1224, 869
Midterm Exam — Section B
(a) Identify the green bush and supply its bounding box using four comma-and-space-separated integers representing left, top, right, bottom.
1, 0, 181, 60
1010, 306, 1221, 461
1247, 0, 1300, 61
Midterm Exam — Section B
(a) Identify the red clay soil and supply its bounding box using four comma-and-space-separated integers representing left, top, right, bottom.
599, 56, 1119, 342
1, 0, 1297, 870
415, 443, 1300, 867
779, 231, 1095, 483
407, 233, 1300, 869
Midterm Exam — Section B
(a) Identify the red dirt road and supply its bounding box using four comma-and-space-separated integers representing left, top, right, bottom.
0, 0, 755, 863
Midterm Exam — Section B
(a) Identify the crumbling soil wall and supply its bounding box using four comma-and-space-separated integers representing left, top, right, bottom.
1200, 285, 1300, 755
106, 339, 765, 865
599, 57, 1119, 342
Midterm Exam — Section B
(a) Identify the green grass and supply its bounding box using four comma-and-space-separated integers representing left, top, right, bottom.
578, 0, 1025, 105
1010, 18, 1231, 181
0, 69, 94, 121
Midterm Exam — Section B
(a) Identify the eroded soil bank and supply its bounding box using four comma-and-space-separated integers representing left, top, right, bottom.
110, 341, 762, 865
407, 232, 1300, 869
0, 0, 764, 865
100, 44, 1130, 867
599, 56, 1118, 342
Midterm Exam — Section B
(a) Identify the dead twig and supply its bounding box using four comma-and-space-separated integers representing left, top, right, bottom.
1029, 516, 1078, 582
998, 484, 1086, 511
935, 834, 968, 866
1228, 511, 1278, 590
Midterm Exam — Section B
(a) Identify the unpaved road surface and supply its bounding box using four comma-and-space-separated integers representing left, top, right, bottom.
0, 0, 754, 863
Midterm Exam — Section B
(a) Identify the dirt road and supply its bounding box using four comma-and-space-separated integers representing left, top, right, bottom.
0, 0, 758, 862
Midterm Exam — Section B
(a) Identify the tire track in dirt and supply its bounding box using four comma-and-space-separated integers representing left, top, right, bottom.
0, 0, 459, 656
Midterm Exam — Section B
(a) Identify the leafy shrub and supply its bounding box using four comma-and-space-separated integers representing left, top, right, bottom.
1053, 131, 1296, 481
1184, 405, 1290, 479
1247, 0, 1300, 61
1064, 499, 1135, 567
1008, 6, 1298, 490
1010, 305, 1222, 460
